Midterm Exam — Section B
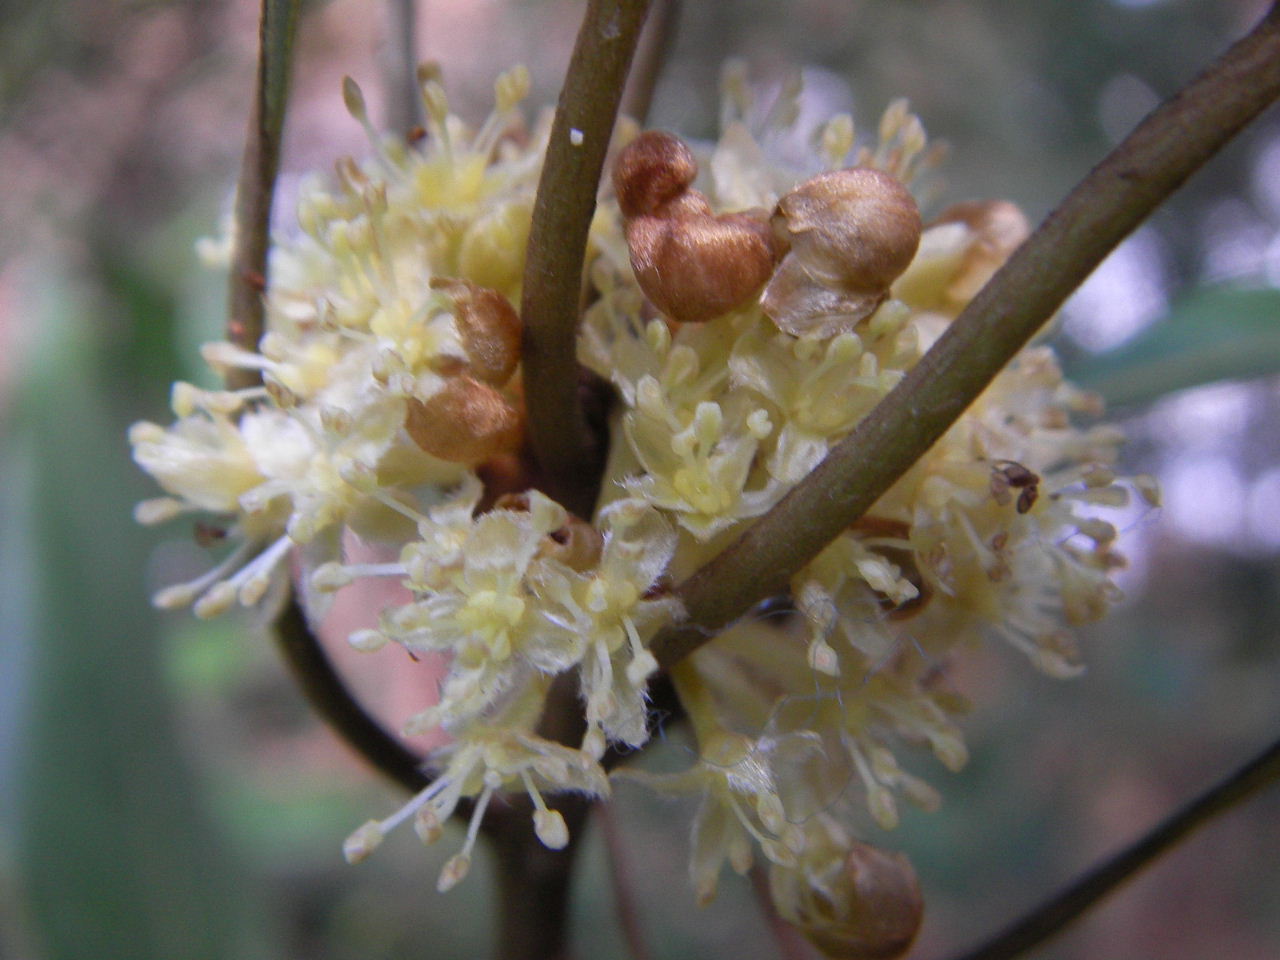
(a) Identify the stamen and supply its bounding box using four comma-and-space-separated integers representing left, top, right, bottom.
760, 71, 803, 133
622, 616, 658, 687
200, 341, 277, 373
134, 497, 193, 526
225, 534, 295, 606
420, 79, 453, 163
473, 66, 530, 158
719, 59, 752, 128
343, 820, 384, 864
348, 629, 390, 653
367, 487, 432, 527
342, 76, 384, 150
724, 791, 776, 851
152, 539, 258, 610
438, 776, 497, 892
850, 741, 898, 829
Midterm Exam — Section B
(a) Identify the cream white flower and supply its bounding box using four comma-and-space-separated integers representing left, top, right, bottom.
528, 501, 683, 752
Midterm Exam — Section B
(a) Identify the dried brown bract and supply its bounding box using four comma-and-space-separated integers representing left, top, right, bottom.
625, 209, 777, 323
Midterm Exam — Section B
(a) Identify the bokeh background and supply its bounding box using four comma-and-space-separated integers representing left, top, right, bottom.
3, 1, 1280, 958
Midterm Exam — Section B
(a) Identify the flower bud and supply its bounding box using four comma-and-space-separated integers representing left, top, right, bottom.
612, 130, 699, 219
771, 838, 923, 960
457, 199, 534, 293
404, 376, 523, 464
763, 168, 921, 337
625, 209, 778, 323
430, 278, 522, 385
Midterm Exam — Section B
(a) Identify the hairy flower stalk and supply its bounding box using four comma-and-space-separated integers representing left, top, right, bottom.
132, 61, 1155, 953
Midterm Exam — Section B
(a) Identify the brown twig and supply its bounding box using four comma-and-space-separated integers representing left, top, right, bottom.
598, 801, 654, 960
620, 0, 681, 125
381, 0, 423, 135
944, 733, 1280, 960
651, 2, 1280, 669
487, 795, 594, 960
273, 596, 430, 792
520, 0, 653, 518
226, 0, 300, 389
748, 864, 813, 960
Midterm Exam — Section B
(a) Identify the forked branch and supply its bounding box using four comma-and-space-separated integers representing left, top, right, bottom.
946, 733, 1280, 960
652, 3, 1280, 668
520, 0, 653, 518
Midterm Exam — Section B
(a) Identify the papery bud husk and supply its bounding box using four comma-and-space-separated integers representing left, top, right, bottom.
405, 376, 523, 464
772, 168, 922, 293
760, 254, 887, 339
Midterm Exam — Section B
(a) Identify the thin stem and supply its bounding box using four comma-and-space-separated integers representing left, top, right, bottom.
620, 0, 681, 125
598, 801, 653, 960
488, 795, 594, 960
944, 733, 1280, 960
652, 3, 1280, 669
748, 864, 813, 960
273, 595, 430, 792
520, 0, 653, 518
381, 0, 422, 134
226, 0, 301, 389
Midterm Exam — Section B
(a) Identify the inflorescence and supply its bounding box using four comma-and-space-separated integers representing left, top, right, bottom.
131, 61, 1157, 956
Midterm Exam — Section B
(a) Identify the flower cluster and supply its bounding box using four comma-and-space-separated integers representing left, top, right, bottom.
132, 61, 1154, 951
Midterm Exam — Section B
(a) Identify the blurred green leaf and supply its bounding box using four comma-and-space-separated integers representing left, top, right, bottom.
12, 264, 260, 960
1066, 285, 1280, 408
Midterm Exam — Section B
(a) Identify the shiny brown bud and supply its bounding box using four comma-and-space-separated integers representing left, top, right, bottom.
430, 278, 521, 385
612, 131, 699, 219
626, 208, 778, 323
764, 168, 921, 337
651, 189, 714, 220
774, 839, 924, 960
404, 377, 523, 465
